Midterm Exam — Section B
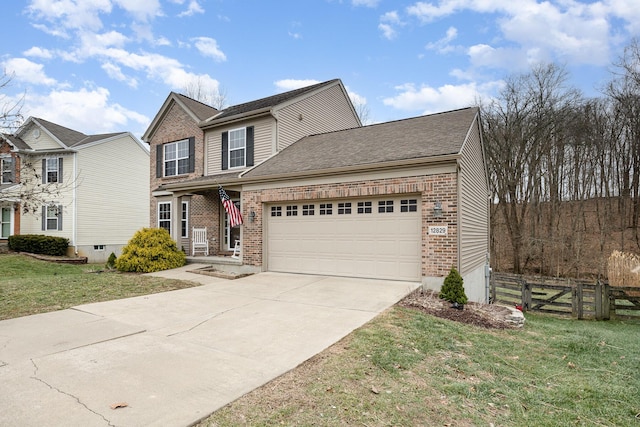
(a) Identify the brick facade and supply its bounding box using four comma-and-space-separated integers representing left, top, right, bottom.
241, 172, 459, 279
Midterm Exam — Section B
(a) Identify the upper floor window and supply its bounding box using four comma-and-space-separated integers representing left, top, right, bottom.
229, 128, 246, 168
156, 138, 195, 178
1, 157, 14, 184
222, 126, 254, 170
164, 139, 189, 176
42, 157, 63, 184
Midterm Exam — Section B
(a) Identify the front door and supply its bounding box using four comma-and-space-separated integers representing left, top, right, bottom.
224, 199, 241, 250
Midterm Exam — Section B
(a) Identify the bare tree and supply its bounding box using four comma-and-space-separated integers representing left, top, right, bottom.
0, 69, 25, 132
182, 76, 229, 109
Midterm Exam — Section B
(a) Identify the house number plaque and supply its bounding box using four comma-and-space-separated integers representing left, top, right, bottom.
429, 225, 448, 236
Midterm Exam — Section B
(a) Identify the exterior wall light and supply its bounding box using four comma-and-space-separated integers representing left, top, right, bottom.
433, 201, 443, 218
249, 210, 256, 222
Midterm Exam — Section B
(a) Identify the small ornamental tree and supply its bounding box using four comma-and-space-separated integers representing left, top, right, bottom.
115, 228, 186, 273
439, 266, 468, 305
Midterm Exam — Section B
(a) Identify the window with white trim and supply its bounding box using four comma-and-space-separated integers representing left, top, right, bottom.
181, 201, 189, 238
401, 199, 418, 212
228, 128, 246, 168
1, 207, 11, 238
44, 205, 61, 230
1, 157, 14, 184
338, 202, 352, 214
158, 202, 171, 234
319, 203, 332, 215
46, 158, 59, 183
378, 200, 393, 213
164, 139, 190, 176
357, 201, 372, 214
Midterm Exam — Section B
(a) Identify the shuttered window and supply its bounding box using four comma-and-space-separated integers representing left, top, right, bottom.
222, 126, 254, 170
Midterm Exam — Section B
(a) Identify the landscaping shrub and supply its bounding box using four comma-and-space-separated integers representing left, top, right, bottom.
106, 252, 117, 269
7, 234, 69, 256
115, 228, 186, 273
439, 266, 468, 305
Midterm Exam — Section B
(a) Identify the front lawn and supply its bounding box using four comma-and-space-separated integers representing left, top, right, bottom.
0, 253, 198, 320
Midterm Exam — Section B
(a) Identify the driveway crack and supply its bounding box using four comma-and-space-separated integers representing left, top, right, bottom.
30, 359, 117, 427
166, 301, 257, 337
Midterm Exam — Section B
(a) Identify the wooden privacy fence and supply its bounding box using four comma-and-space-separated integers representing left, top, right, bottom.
490, 272, 640, 320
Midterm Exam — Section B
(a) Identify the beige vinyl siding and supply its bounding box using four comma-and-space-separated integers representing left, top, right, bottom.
458, 115, 489, 275
75, 136, 149, 247
22, 126, 63, 150
18, 153, 75, 240
205, 116, 274, 174
276, 84, 360, 150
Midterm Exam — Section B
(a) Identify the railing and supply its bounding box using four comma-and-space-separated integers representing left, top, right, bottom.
490, 272, 640, 320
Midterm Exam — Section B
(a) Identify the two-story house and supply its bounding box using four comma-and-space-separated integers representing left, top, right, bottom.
0, 118, 150, 262
145, 79, 490, 302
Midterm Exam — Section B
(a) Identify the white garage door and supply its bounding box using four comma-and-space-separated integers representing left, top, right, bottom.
266, 196, 421, 281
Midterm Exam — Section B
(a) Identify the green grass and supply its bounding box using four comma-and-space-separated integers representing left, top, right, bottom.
203, 308, 640, 427
0, 253, 198, 320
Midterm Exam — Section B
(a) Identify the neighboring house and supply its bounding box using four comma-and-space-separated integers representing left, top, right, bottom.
0, 118, 150, 262
144, 78, 490, 302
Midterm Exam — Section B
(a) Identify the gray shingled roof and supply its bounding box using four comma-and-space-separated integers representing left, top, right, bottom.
2, 134, 31, 150
209, 79, 340, 122
243, 107, 479, 178
173, 93, 219, 121
35, 118, 124, 148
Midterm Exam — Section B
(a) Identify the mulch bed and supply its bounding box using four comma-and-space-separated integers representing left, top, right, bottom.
399, 288, 518, 329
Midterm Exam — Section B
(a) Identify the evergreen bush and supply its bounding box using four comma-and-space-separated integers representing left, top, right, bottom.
439, 266, 468, 305
106, 252, 117, 269
115, 228, 186, 273
7, 234, 69, 256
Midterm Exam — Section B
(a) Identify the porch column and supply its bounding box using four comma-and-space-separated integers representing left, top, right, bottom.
171, 194, 181, 242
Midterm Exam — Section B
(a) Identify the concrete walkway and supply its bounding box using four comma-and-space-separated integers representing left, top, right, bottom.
0, 266, 419, 427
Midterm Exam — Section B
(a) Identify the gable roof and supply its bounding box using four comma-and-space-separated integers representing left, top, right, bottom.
33, 118, 124, 148
1, 133, 31, 150
202, 79, 343, 126
142, 92, 219, 142
243, 107, 479, 179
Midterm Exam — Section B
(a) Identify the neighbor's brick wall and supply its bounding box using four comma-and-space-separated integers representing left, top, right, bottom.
241, 173, 458, 278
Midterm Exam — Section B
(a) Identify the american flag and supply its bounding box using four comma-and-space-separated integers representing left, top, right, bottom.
219, 186, 243, 227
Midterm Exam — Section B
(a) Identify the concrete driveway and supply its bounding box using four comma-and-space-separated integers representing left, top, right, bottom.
0, 266, 419, 427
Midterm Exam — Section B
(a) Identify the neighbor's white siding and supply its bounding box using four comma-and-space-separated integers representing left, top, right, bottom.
205, 115, 275, 174
75, 135, 150, 255
21, 124, 63, 151
276, 83, 360, 150
458, 114, 489, 276
18, 152, 75, 241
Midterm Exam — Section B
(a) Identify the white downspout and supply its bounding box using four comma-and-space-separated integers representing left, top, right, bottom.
73, 152, 78, 255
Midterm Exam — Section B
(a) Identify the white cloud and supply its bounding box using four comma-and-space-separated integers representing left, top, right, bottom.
425, 26, 458, 53
382, 81, 499, 114
101, 62, 138, 87
22, 87, 149, 134
379, 11, 403, 40
191, 37, 227, 62
23, 46, 54, 59
177, 0, 204, 17
274, 79, 321, 91
27, 0, 112, 31
352, 0, 380, 7
2, 58, 57, 86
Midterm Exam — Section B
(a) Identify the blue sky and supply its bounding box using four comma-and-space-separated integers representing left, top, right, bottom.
1, 0, 638, 139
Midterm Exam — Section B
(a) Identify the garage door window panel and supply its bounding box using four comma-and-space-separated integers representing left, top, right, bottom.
271, 206, 282, 217
302, 204, 315, 215
286, 205, 298, 216
357, 201, 372, 214
338, 202, 351, 214
378, 200, 394, 213
401, 199, 418, 212
319, 203, 333, 215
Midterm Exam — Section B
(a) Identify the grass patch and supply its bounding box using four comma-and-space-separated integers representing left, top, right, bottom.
0, 254, 198, 320
202, 308, 640, 426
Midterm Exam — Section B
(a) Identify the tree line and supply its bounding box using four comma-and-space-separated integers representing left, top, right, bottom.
482, 40, 640, 278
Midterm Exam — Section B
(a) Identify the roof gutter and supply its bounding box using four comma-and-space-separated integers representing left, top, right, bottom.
199, 107, 273, 130
161, 153, 460, 192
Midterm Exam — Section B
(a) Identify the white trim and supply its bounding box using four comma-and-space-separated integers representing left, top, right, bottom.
157, 201, 172, 234
163, 139, 190, 177
228, 127, 247, 169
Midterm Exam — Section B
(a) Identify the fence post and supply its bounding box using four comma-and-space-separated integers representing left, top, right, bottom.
490, 274, 496, 303
595, 280, 603, 320
576, 282, 583, 319
602, 282, 610, 320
